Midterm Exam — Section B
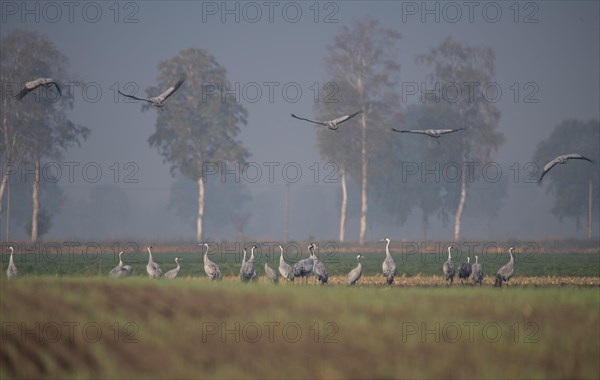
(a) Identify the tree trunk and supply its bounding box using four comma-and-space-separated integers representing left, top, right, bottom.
339, 167, 347, 242
421, 213, 428, 241
453, 166, 467, 241
197, 178, 205, 242
0, 168, 9, 220
359, 111, 368, 245
31, 160, 40, 242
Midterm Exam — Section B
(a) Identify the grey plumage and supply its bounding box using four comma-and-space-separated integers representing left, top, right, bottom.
538, 153, 593, 183
495, 247, 515, 287
119, 75, 185, 108
264, 263, 279, 283
146, 245, 162, 278
240, 246, 257, 282
202, 243, 222, 280
471, 255, 483, 286
458, 256, 472, 284
346, 255, 363, 285
381, 237, 396, 285
312, 244, 328, 285
164, 257, 182, 279
15, 78, 62, 101
443, 246, 455, 286
278, 245, 295, 282
109, 251, 133, 278
293, 244, 315, 283
392, 127, 464, 144
291, 111, 362, 131
6, 246, 17, 279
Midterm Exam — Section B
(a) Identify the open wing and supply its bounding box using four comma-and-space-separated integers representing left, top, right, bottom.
156, 76, 186, 102
563, 153, 593, 163
291, 114, 327, 126
391, 128, 428, 135
437, 128, 464, 135
330, 110, 362, 125
118, 89, 153, 103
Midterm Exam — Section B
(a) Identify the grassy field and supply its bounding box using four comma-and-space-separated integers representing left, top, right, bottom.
1, 246, 599, 279
1, 277, 599, 379
1, 245, 598, 378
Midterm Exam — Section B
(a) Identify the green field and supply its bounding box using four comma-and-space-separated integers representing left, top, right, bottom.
1, 246, 599, 378
2, 247, 599, 278
1, 277, 599, 379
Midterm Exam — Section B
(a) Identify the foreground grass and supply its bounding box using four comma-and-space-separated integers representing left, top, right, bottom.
1, 277, 599, 379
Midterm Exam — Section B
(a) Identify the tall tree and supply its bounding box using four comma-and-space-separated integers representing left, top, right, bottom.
0, 30, 89, 241
144, 48, 249, 241
321, 18, 402, 244
418, 36, 504, 241
533, 119, 599, 236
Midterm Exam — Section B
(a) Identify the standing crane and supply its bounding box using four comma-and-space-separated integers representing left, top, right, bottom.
346, 255, 363, 285
293, 244, 315, 284
109, 251, 133, 278
443, 245, 455, 286
278, 244, 295, 282
164, 257, 182, 279
458, 256, 472, 285
495, 247, 515, 287
202, 243, 222, 280
312, 244, 328, 285
146, 245, 162, 278
6, 246, 17, 279
381, 238, 397, 285
471, 255, 483, 286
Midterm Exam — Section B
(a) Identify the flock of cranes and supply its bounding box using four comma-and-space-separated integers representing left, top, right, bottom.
6, 76, 586, 288
3, 240, 515, 287
14, 76, 594, 182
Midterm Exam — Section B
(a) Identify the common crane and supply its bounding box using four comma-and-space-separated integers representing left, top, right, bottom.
264, 263, 279, 283
495, 247, 515, 287
6, 246, 17, 279
538, 153, 593, 183
471, 255, 483, 286
312, 244, 328, 285
278, 244, 295, 282
291, 111, 362, 131
146, 245, 162, 278
293, 243, 315, 284
381, 237, 397, 285
391, 127, 464, 144
458, 256, 472, 285
109, 251, 133, 278
442, 245, 455, 286
15, 78, 61, 101
202, 243, 222, 280
119, 76, 185, 108
240, 246, 257, 282
164, 257, 182, 279
346, 254, 363, 285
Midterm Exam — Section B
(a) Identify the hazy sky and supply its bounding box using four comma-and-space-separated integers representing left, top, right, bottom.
2, 1, 599, 241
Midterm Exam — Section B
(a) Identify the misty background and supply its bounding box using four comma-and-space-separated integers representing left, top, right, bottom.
1, 1, 599, 242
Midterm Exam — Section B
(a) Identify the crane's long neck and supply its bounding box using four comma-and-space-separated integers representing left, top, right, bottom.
176, 260, 180, 269
118, 253, 124, 267
147, 247, 153, 263
385, 240, 391, 257
279, 248, 284, 263
447, 247, 452, 260
9, 252, 14, 266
